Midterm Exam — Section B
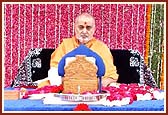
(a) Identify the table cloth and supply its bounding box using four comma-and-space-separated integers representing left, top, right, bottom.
4, 96, 164, 111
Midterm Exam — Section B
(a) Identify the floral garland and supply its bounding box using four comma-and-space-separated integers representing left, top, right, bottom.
20, 85, 92, 111
20, 83, 164, 111
160, 41, 164, 90
144, 4, 152, 65
145, 4, 164, 90
101, 83, 164, 107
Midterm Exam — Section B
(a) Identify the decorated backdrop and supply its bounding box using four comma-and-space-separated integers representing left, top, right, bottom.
3, 3, 165, 89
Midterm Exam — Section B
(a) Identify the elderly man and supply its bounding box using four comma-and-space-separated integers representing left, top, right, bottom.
37, 13, 118, 87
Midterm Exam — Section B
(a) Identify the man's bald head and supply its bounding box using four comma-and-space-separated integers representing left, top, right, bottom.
75, 13, 95, 27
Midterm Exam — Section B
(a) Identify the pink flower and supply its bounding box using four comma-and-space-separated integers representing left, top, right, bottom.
21, 84, 64, 99
119, 84, 128, 90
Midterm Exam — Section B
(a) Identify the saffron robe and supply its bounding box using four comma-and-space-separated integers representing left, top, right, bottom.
51, 36, 118, 80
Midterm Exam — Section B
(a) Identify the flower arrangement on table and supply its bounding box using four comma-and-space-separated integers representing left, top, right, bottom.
20, 83, 164, 111
101, 83, 164, 106
21, 85, 64, 99
73, 103, 91, 111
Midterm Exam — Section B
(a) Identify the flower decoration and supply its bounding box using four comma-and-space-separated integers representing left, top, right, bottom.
21, 84, 64, 99
101, 83, 164, 106
50, 84, 64, 93
144, 4, 152, 65
21, 83, 164, 108
73, 103, 91, 111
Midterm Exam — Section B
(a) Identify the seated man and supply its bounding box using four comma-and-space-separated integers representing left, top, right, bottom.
36, 13, 118, 88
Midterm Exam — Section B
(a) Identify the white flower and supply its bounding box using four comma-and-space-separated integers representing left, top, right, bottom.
153, 91, 164, 100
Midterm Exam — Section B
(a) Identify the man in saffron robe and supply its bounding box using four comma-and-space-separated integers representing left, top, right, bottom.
37, 13, 118, 87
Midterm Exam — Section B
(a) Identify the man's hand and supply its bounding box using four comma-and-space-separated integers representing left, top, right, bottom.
102, 77, 117, 87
